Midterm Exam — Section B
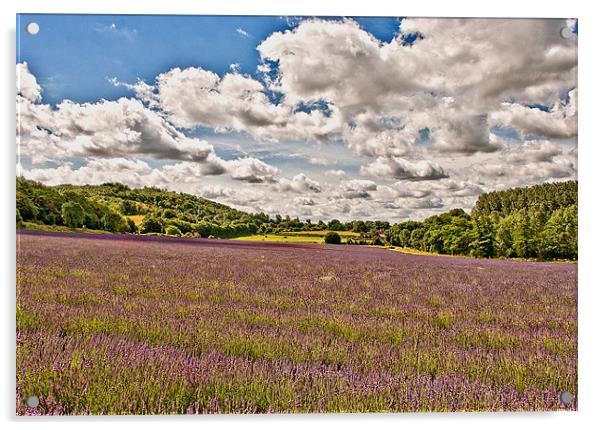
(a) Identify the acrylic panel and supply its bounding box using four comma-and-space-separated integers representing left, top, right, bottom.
16, 14, 578, 415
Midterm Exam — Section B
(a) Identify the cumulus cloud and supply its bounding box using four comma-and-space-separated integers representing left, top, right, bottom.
278, 173, 322, 193
133, 66, 343, 143
361, 156, 448, 181
225, 157, 280, 183
18, 64, 286, 187
324, 169, 346, 178
109, 18, 576, 161
17, 62, 42, 102
21, 158, 159, 188
339, 179, 377, 199
15, 16, 578, 222
294, 196, 315, 206
430, 113, 499, 154
256, 18, 576, 156
490, 89, 577, 139
17, 95, 219, 165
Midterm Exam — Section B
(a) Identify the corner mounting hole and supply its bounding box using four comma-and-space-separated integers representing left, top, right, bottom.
560, 26, 573, 39
559, 391, 574, 405
26, 395, 39, 408
26, 22, 39, 36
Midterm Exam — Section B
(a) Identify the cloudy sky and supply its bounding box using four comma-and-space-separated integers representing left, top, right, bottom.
16, 15, 577, 222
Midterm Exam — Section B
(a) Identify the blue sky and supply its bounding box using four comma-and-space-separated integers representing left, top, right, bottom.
17, 14, 401, 105
16, 15, 577, 222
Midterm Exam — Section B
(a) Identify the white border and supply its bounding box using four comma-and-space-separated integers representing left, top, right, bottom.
2, 1, 601, 430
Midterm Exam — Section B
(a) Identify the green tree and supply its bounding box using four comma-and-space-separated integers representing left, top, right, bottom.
140, 216, 163, 234
469, 215, 495, 258
398, 229, 410, 247
511, 209, 535, 258
101, 212, 128, 233
165, 225, 182, 236
495, 215, 515, 258
16, 208, 23, 228
119, 200, 138, 215
126, 218, 138, 234
17, 194, 38, 221
327, 219, 343, 231
324, 231, 341, 244
61, 202, 85, 228
542, 205, 577, 259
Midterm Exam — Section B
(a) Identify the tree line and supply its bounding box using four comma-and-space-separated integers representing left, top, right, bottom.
17, 177, 577, 260
16, 178, 388, 237
387, 181, 577, 260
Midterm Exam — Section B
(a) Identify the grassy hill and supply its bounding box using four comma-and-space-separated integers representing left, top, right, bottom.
16, 177, 391, 239
16, 177, 267, 238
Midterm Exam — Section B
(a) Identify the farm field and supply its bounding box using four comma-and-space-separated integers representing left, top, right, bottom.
16, 230, 577, 414
232, 230, 360, 244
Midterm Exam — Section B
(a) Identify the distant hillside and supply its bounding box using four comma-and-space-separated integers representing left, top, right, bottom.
16, 178, 394, 238
16, 178, 266, 237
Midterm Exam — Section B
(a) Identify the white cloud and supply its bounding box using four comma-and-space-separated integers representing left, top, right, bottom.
339, 179, 377, 199
18, 64, 285, 186
278, 173, 322, 193
308, 157, 329, 166
361, 156, 448, 181
108, 18, 576, 160
15, 16, 578, 223
141, 66, 343, 143
490, 89, 577, 139
17, 62, 42, 103
17, 95, 219, 165
294, 196, 315, 206
225, 157, 280, 183
236, 27, 250, 38
21, 158, 159, 188
324, 169, 346, 178
257, 18, 576, 156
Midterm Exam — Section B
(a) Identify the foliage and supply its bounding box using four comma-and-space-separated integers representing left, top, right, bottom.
389, 182, 577, 260
140, 216, 163, 234
61, 202, 85, 228
16, 178, 577, 259
324, 231, 342, 244
16, 208, 23, 228
18, 177, 387, 239
164, 225, 182, 237
101, 212, 129, 233
473, 181, 577, 217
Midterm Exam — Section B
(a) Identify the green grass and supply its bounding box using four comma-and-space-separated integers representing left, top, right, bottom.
126, 215, 145, 226
19, 222, 111, 235
232, 230, 360, 244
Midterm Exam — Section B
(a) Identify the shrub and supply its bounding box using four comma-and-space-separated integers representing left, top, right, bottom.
165, 225, 182, 237
17, 194, 38, 221
84, 212, 100, 230
324, 231, 341, 244
140, 216, 163, 234
101, 212, 128, 233
126, 218, 138, 234
61, 202, 85, 228
16, 208, 23, 227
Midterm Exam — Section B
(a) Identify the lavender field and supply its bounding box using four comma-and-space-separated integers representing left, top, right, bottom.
16, 231, 577, 414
